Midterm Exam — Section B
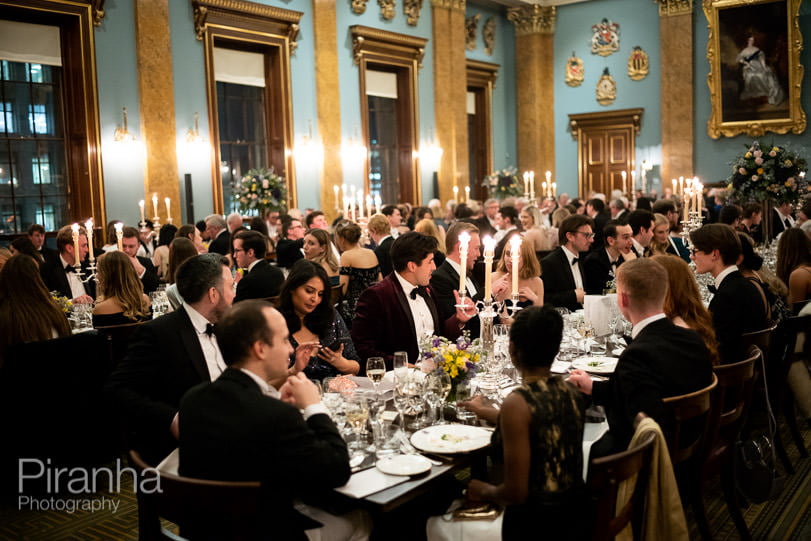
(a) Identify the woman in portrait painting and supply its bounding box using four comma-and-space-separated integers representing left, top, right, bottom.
736, 36, 785, 106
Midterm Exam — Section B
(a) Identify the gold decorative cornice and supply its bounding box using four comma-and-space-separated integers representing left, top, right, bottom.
404, 0, 424, 26
656, 0, 693, 16
192, 0, 303, 52
378, 0, 395, 20
507, 5, 555, 36
351, 0, 368, 14
350, 25, 427, 68
90, 0, 106, 25
431, 0, 465, 13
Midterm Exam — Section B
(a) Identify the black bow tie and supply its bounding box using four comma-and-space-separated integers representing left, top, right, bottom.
409, 286, 429, 300
65, 264, 74, 272
610, 260, 619, 267
571, 258, 579, 266
205, 323, 216, 337
707, 285, 718, 294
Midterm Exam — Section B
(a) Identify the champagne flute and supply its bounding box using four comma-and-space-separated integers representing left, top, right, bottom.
366, 357, 386, 396
392, 383, 409, 433
393, 351, 408, 384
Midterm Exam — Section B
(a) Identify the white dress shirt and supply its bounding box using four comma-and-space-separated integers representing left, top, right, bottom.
394, 271, 435, 343
183, 303, 226, 381
60, 254, 88, 299
632, 238, 645, 257
631, 313, 667, 339
446, 258, 478, 297
714, 265, 739, 290
562, 246, 584, 291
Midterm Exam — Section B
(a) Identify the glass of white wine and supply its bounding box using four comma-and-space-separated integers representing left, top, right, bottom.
366, 357, 386, 396
344, 392, 369, 451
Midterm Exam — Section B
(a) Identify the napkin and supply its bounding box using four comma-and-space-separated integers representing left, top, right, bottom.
584, 294, 616, 336
334, 466, 410, 498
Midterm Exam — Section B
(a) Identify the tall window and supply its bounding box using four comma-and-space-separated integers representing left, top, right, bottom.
0, 60, 67, 234
366, 70, 400, 203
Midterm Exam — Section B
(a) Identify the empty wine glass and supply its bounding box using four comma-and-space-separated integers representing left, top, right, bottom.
393, 351, 409, 384
366, 357, 386, 395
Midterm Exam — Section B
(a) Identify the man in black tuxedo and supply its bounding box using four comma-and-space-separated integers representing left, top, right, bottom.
351, 232, 474, 370
105, 254, 237, 463
586, 198, 610, 253
40, 224, 96, 303
627, 209, 655, 257
205, 214, 231, 256
771, 202, 796, 240
430, 222, 483, 338
368, 214, 394, 277
541, 214, 594, 311
583, 221, 631, 294
690, 224, 769, 363
27, 223, 57, 265
569, 258, 713, 455
121, 226, 160, 294
276, 217, 306, 269
233, 230, 283, 302
472, 198, 499, 238
493, 205, 520, 261
179, 300, 367, 540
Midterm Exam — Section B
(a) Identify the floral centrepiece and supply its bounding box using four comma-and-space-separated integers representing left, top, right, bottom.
233, 167, 287, 215
50, 291, 72, 314
483, 166, 522, 199
727, 141, 808, 206
419, 333, 483, 396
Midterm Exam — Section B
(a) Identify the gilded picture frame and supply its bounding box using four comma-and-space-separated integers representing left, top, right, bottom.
703, 0, 805, 139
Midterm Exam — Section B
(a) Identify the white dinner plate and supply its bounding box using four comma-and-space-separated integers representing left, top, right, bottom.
410, 424, 492, 454
571, 356, 619, 375
375, 454, 432, 476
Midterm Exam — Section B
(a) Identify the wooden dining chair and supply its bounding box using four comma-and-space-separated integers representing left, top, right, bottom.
660, 374, 718, 541
740, 324, 777, 366
95, 321, 145, 369
129, 450, 263, 541
588, 430, 657, 541
699, 346, 760, 541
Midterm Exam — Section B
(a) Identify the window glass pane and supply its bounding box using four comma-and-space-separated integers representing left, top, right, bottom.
367, 95, 399, 203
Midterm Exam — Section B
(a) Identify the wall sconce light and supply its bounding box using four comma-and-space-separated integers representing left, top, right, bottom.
293, 120, 324, 165
186, 112, 204, 144
341, 130, 368, 167
113, 107, 136, 143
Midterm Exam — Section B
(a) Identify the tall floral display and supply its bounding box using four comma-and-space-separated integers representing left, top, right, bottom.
482, 166, 522, 199
727, 141, 807, 240
233, 168, 287, 216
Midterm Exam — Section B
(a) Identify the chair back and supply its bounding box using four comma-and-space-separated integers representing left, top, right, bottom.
588, 430, 657, 541
740, 324, 777, 363
661, 374, 718, 466
709, 347, 759, 460
129, 450, 263, 541
95, 321, 144, 369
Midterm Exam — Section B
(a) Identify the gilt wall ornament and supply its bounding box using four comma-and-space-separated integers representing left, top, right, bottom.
404, 0, 423, 26
591, 18, 620, 56
565, 52, 584, 87
379, 0, 396, 20
465, 14, 481, 51
596, 68, 616, 105
627, 46, 649, 80
351, 0, 368, 15
483, 17, 496, 55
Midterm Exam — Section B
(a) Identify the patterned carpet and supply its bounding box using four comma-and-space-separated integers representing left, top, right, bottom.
1, 425, 809, 540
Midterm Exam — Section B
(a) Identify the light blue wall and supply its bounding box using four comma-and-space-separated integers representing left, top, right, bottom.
95, 0, 144, 226
465, 4, 518, 178
693, 3, 811, 184
555, 0, 662, 197
335, 6, 436, 205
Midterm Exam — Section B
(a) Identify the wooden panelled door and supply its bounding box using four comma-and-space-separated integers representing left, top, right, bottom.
569, 109, 643, 198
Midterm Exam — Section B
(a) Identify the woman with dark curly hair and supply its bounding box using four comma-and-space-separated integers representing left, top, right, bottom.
277, 260, 360, 380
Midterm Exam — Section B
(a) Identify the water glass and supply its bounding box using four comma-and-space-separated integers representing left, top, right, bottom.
589, 337, 607, 357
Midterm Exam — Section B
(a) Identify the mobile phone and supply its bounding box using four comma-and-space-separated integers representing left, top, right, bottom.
322, 340, 342, 352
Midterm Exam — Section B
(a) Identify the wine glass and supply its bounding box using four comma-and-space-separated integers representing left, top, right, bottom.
366, 357, 386, 395
393, 351, 409, 384
422, 376, 442, 425
392, 382, 409, 435
344, 392, 369, 452
426, 371, 452, 424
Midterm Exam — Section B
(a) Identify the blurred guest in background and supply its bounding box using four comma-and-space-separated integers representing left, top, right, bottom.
93, 251, 152, 327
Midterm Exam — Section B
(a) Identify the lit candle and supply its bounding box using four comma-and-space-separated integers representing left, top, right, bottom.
138, 200, 145, 224
552, 182, 557, 198
679, 176, 684, 197
542, 182, 547, 198
630, 170, 635, 193
453, 185, 459, 202
697, 182, 704, 216
464, 186, 470, 203
366, 194, 373, 218
85, 218, 95, 263
545, 170, 552, 184
358, 189, 364, 219
114, 222, 124, 251
457, 231, 470, 295
529, 171, 535, 200
683, 188, 690, 223
509, 235, 522, 297
672, 178, 677, 196
622, 171, 627, 195
164, 197, 172, 224
522, 172, 529, 195
374, 193, 381, 213
71, 223, 80, 267
152, 193, 158, 218
482, 235, 496, 301
334, 185, 340, 211
349, 195, 356, 222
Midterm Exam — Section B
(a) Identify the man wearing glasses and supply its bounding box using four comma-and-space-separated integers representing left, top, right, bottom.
541, 214, 595, 311
276, 218, 306, 269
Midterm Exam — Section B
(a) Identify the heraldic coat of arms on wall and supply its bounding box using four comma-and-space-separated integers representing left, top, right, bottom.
591, 18, 620, 56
